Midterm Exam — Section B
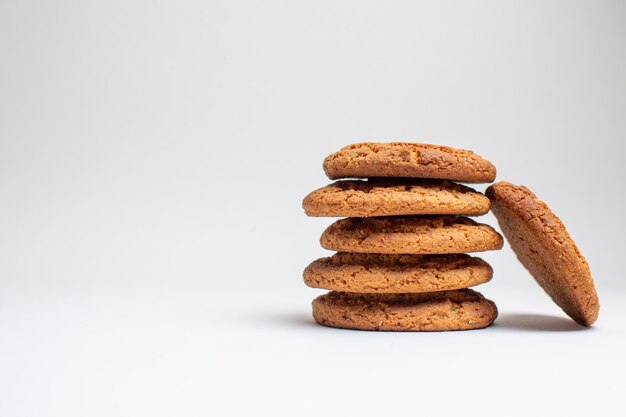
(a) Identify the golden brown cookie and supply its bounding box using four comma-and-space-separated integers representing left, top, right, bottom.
302, 179, 490, 217
304, 253, 492, 293
323, 142, 496, 183
486, 182, 599, 326
320, 216, 503, 254
312, 289, 498, 331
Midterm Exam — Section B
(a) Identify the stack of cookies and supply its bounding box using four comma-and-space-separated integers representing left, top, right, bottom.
302, 143, 504, 331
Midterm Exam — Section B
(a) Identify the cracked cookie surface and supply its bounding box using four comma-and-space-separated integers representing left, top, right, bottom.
312, 289, 498, 331
323, 142, 496, 183
304, 253, 492, 293
486, 181, 599, 326
320, 216, 503, 254
302, 179, 490, 217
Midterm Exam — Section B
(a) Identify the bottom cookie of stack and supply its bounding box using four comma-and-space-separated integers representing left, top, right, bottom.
312, 289, 497, 332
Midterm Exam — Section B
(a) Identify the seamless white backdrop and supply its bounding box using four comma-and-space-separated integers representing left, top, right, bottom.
1, 1, 625, 416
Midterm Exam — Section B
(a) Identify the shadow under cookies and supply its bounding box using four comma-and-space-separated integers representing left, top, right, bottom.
494, 313, 592, 332
258, 311, 594, 332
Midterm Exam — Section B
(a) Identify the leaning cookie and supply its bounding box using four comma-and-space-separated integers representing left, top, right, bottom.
320, 216, 503, 254
302, 179, 490, 217
323, 142, 496, 183
486, 182, 599, 326
304, 253, 492, 293
312, 289, 498, 331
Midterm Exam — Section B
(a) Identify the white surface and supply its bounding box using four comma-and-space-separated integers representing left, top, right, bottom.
0, 284, 624, 416
1, 1, 625, 416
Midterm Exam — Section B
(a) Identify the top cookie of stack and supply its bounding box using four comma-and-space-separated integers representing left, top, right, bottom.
302, 142, 503, 332
322, 142, 496, 182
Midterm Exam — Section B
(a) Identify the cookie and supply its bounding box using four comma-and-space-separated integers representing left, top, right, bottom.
320, 216, 503, 254
486, 182, 599, 326
323, 142, 496, 183
302, 179, 490, 217
304, 253, 492, 293
312, 289, 498, 331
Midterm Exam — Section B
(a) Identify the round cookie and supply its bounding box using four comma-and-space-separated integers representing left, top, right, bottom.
312, 289, 498, 331
304, 253, 493, 293
320, 216, 503, 254
486, 182, 599, 326
302, 179, 490, 217
323, 142, 496, 183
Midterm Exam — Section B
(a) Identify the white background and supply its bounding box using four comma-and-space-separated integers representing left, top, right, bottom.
1, 1, 625, 416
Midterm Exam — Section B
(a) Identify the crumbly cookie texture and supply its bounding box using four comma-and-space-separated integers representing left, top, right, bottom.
304, 253, 492, 293
486, 182, 599, 326
302, 179, 490, 217
320, 216, 503, 254
312, 289, 498, 331
323, 142, 496, 183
